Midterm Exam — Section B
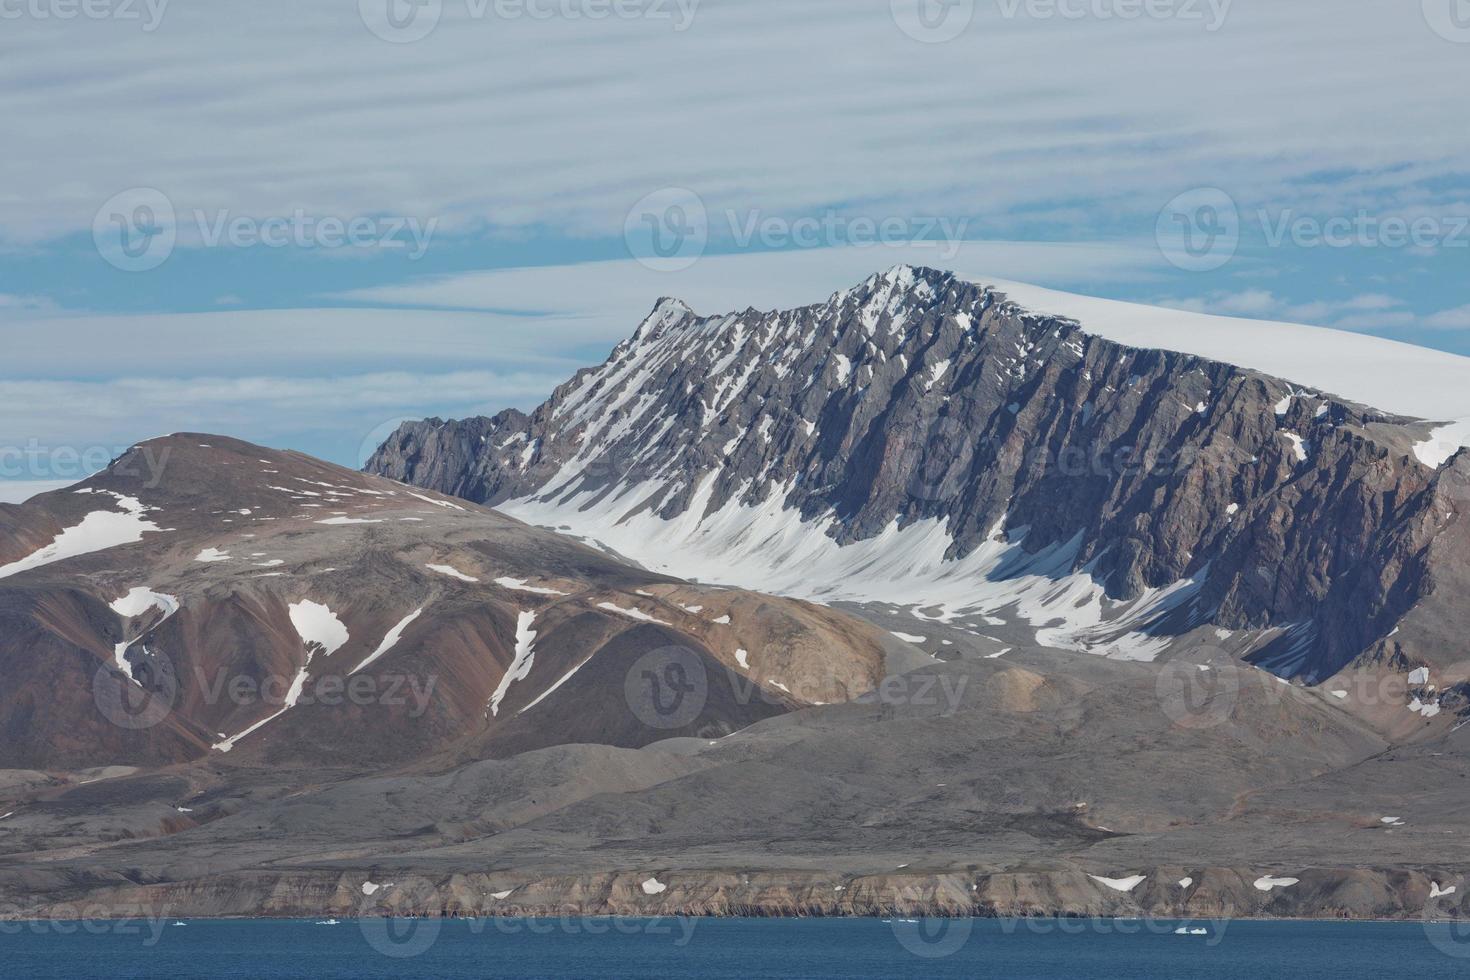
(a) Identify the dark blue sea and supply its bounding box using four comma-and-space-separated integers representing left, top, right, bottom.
4, 916, 1470, 978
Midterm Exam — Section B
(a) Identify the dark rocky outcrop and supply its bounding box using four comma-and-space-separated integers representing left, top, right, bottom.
369, 267, 1470, 683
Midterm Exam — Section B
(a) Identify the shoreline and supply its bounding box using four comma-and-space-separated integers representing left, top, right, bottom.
4, 865, 1464, 925
0, 911, 1451, 925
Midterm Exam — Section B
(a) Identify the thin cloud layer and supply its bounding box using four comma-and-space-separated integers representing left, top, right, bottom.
1, 1, 1465, 246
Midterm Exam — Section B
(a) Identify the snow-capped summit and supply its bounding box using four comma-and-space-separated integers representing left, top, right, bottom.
371, 269, 1470, 685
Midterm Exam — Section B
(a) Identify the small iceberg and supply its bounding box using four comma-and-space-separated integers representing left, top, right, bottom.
315, 918, 341, 926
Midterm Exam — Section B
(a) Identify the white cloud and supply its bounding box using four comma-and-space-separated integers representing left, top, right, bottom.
0, 307, 599, 379
0, 370, 563, 470
1210, 289, 1280, 316
333, 240, 1164, 318
1338, 294, 1402, 312
1154, 288, 1470, 335
1424, 304, 1470, 331
0, 293, 58, 313
1, 2, 1465, 247
1330, 311, 1418, 332
1152, 289, 1423, 333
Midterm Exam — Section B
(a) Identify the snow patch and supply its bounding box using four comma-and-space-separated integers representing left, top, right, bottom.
350, 608, 424, 676
597, 602, 672, 626
289, 600, 349, 657
213, 601, 346, 752
426, 564, 478, 583
0, 492, 166, 581
110, 588, 179, 621
1413, 419, 1470, 469
1281, 432, 1308, 463
489, 611, 538, 716
504, 477, 1206, 664
926, 359, 952, 391
407, 491, 465, 511
519, 653, 598, 714
1410, 697, 1442, 718
1089, 874, 1146, 893
495, 577, 569, 596
109, 588, 181, 683
982, 277, 1470, 421
1253, 876, 1299, 892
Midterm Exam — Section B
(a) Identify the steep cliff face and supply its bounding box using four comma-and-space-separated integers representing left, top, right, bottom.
370, 266, 1470, 684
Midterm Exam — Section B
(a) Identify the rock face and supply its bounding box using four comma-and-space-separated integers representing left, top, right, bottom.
0, 435, 895, 770
369, 266, 1470, 685
13, 866, 1464, 924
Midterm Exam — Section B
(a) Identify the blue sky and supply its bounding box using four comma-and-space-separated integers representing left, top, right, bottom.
2, 0, 1469, 494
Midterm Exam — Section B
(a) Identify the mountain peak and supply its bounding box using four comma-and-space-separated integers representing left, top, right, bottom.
0, 431, 895, 769
371, 267, 1470, 686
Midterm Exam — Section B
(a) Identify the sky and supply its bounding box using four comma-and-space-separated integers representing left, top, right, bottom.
2, 0, 1469, 498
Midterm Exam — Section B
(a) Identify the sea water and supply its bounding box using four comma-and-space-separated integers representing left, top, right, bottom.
3, 916, 1468, 978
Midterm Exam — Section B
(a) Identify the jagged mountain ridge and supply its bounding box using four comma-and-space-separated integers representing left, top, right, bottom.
370, 266, 1470, 685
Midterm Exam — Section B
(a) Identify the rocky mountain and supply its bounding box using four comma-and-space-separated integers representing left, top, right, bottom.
0, 435, 899, 770
369, 266, 1470, 698
5, 274, 1470, 924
